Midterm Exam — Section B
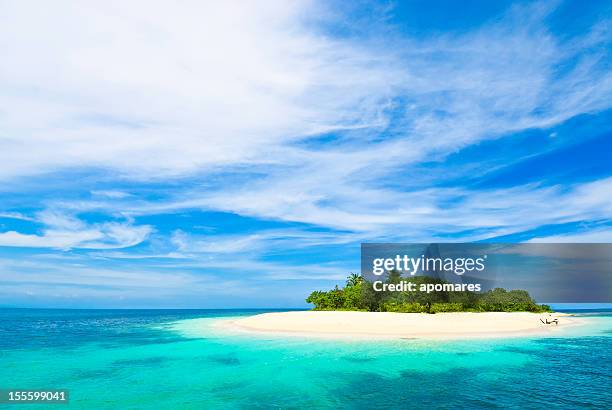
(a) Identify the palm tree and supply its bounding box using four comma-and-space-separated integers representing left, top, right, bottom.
346, 272, 363, 287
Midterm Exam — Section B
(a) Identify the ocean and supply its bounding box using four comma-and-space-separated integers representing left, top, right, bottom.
0, 308, 610, 409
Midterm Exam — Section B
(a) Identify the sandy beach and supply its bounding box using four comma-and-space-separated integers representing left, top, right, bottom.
226, 311, 581, 339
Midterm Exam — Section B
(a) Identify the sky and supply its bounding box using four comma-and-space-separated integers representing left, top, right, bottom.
0, 0, 610, 308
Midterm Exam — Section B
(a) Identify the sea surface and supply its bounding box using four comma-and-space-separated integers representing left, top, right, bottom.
0, 308, 610, 409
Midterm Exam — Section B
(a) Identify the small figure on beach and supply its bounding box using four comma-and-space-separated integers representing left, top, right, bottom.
540, 315, 559, 325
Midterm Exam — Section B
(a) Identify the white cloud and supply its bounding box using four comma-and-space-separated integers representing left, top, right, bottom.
528, 229, 612, 243
0, 212, 35, 221
91, 190, 131, 199
0, 1, 610, 251
0, 0, 399, 180
1, 1, 607, 183
0, 253, 345, 308
106, 177, 611, 243
0, 256, 262, 305
169, 228, 359, 255
0, 210, 152, 249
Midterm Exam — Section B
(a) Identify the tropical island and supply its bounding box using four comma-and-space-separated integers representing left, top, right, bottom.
305, 272, 553, 313
225, 273, 577, 340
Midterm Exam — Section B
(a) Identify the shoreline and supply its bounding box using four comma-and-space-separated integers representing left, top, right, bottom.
221, 311, 584, 340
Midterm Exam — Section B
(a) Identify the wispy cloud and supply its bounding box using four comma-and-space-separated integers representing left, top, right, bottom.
14, 1, 604, 242
90, 190, 132, 199
0, 0, 399, 180
528, 229, 612, 243
0, 212, 35, 221
0, 210, 152, 249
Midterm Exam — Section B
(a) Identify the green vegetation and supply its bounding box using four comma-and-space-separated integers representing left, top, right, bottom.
306, 272, 552, 313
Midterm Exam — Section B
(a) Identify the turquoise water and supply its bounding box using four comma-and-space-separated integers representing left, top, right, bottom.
0, 309, 610, 409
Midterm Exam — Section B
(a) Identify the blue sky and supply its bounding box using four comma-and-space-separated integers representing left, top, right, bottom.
0, 0, 610, 308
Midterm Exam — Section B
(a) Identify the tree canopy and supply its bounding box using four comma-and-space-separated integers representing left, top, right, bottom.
306, 272, 552, 313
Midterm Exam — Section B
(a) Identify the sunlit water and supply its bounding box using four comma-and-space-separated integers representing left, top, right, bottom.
0, 309, 610, 409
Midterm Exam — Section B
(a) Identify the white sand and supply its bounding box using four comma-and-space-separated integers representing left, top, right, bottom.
226, 311, 582, 340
